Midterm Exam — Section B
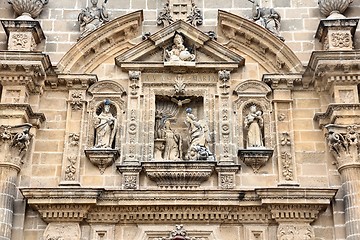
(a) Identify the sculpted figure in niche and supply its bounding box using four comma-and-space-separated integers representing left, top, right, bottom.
244, 105, 264, 148
251, 0, 284, 41
165, 33, 195, 62
185, 108, 214, 160
163, 119, 182, 160
78, 0, 109, 39
94, 99, 117, 148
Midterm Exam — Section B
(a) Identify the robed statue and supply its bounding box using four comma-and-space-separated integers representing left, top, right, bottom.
244, 105, 264, 148
94, 99, 117, 148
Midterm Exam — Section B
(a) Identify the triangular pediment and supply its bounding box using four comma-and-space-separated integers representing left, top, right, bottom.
115, 20, 244, 71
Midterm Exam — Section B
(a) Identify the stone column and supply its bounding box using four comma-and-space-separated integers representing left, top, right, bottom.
0, 124, 33, 240
325, 124, 360, 239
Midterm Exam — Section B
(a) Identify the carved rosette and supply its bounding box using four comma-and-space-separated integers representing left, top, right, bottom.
8, 0, 49, 20
0, 123, 32, 169
318, 0, 353, 19
142, 161, 216, 188
84, 149, 120, 174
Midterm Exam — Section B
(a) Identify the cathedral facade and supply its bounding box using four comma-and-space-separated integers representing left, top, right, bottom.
0, 0, 359, 239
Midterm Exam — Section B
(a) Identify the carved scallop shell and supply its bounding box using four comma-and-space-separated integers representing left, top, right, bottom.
318, 0, 353, 18
8, 0, 49, 19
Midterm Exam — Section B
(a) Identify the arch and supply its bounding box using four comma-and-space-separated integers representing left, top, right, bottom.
57, 11, 143, 74
218, 10, 304, 74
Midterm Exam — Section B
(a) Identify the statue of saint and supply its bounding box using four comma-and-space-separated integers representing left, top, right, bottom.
184, 108, 213, 160
78, 0, 109, 39
251, 0, 284, 41
244, 105, 264, 148
165, 33, 195, 62
163, 120, 182, 160
94, 99, 117, 148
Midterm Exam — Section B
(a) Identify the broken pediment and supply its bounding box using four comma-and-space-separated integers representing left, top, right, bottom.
115, 20, 244, 72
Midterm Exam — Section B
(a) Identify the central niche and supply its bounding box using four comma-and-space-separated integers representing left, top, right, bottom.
153, 95, 213, 161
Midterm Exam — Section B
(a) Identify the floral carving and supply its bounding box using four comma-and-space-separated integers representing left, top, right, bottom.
68, 133, 80, 147
281, 152, 293, 181
277, 224, 315, 240
331, 32, 351, 48
10, 33, 28, 50
219, 70, 230, 95
281, 132, 291, 146
8, 0, 49, 19
70, 92, 83, 110
65, 156, 77, 181
124, 175, 137, 189
129, 71, 141, 95
174, 79, 186, 95
220, 174, 234, 189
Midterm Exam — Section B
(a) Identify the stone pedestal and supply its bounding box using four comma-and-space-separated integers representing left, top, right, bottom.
1, 20, 45, 51
85, 149, 120, 174
238, 149, 273, 173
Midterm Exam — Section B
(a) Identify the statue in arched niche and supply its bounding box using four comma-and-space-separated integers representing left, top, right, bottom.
93, 99, 117, 148
244, 105, 264, 148
185, 108, 214, 160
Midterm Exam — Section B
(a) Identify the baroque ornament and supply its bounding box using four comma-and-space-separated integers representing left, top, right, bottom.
70, 92, 83, 110
331, 32, 351, 48
318, 0, 353, 19
277, 224, 315, 240
8, 0, 48, 19
154, 224, 204, 240
281, 152, 293, 181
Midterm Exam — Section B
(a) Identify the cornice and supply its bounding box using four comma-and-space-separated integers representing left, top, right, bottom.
45, 73, 98, 90
314, 103, 360, 127
0, 103, 45, 127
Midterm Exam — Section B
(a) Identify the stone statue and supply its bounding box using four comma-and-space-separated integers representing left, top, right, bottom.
78, 0, 109, 39
244, 105, 264, 148
165, 33, 195, 62
163, 120, 182, 160
184, 108, 214, 160
94, 99, 117, 148
251, 0, 284, 41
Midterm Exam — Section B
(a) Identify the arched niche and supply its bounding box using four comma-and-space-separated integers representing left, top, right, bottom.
233, 80, 273, 149
86, 80, 126, 150
218, 10, 304, 74
57, 11, 143, 74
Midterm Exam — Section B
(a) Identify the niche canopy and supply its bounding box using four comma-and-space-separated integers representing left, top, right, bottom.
115, 20, 245, 72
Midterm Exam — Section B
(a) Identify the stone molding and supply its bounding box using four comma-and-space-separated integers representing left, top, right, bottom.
218, 10, 303, 73
20, 188, 336, 224
46, 74, 98, 90
314, 103, 360, 127
57, 11, 143, 73
0, 103, 45, 128
142, 161, 216, 188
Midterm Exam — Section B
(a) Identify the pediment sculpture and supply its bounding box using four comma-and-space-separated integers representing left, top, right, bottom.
78, 0, 109, 39
165, 33, 195, 63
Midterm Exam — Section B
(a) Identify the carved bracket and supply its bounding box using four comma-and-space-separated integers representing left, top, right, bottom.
142, 161, 216, 188
84, 149, 120, 174
238, 149, 273, 173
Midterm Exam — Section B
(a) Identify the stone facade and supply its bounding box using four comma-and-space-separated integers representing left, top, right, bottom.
0, 0, 359, 239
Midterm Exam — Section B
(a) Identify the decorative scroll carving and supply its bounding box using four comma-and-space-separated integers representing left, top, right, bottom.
78, 0, 109, 39
331, 32, 351, 48
0, 123, 32, 167
154, 225, 204, 240
174, 79, 186, 95
277, 224, 315, 240
157, 1, 174, 27
325, 124, 360, 169
165, 33, 195, 63
251, 0, 284, 41
187, 1, 203, 26
8, 0, 48, 19
129, 71, 141, 95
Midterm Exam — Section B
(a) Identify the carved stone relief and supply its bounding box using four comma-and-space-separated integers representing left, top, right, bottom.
43, 222, 80, 240
153, 225, 207, 240
0, 123, 32, 167
78, 0, 109, 39
157, 0, 203, 27
164, 33, 196, 64
277, 224, 315, 240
